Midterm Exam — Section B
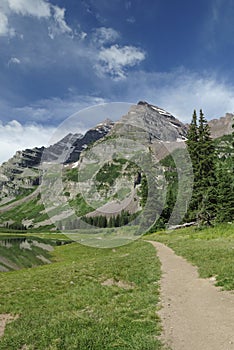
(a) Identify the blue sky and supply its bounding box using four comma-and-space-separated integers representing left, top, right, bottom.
1, 0, 234, 162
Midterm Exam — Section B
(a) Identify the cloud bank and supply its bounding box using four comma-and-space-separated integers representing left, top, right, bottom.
121, 69, 234, 121
0, 0, 72, 38
0, 120, 56, 164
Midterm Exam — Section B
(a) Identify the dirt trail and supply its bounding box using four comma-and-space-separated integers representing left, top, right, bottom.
148, 241, 234, 350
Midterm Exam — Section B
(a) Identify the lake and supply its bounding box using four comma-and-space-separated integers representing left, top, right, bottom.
0, 236, 69, 272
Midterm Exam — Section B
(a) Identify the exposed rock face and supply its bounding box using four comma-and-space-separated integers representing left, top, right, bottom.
43, 133, 82, 163
1, 147, 44, 175
208, 113, 233, 139
64, 119, 115, 163
0, 148, 43, 202
0, 119, 115, 201
0, 101, 233, 212
111, 101, 187, 143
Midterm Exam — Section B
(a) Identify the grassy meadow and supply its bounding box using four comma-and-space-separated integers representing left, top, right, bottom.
0, 238, 164, 350
146, 223, 234, 290
0, 222, 233, 349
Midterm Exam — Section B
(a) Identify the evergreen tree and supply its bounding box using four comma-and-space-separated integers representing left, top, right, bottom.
232, 118, 234, 148
186, 110, 200, 218
186, 109, 217, 224
139, 174, 148, 207
216, 163, 234, 222
108, 216, 113, 228
196, 110, 217, 224
197, 110, 216, 188
187, 110, 199, 145
115, 214, 120, 227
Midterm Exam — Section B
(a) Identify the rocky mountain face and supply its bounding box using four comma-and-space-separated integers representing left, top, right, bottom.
44, 133, 82, 163
0, 101, 233, 229
0, 119, 114, 203
0, 147, 43, 203
111, 101, 187, 143
208, 113, 233, 139
64, 118, 115, 164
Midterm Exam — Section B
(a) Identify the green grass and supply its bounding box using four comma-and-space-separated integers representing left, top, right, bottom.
146, 223, 234, 290
0, 232, 69, 240
66, 225, 140, 248
95, 160, 123, 188
63, 168, 79, 182
0, 196, 46, 225
69, 193, 94, 216
25, 232, 73, 241
0, 188, 37, 208
0, 239, 164, 350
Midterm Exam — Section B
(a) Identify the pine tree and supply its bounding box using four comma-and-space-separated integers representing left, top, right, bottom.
139, 174, 148, 207
232, 118, 234, 148
186, 109, 217, 224
197, 110, 216, 187
186, 110, 200, 218
216, 163, 234, 222
187, 110, 198, 144
108, 216, 113, 228
115, 214, 120, 227
196, 110, 217, 224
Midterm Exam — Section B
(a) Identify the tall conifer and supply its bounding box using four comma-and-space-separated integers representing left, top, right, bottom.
186, 109, 217, 224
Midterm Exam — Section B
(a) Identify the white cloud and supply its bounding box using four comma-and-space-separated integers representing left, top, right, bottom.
161, 73, 234, 121
0, 10, 15, 36
122, 69, 234, 121
48, 5, 72, 39
0, 100, 133, 164
0, 11, 9, 35
97, 44, 146, 80
12, 95, 107, 124
1, 0, 72, 40
78, 31, 87, 40
92, 27, 120, 45
8, 0, 51, 18
1, 69, 234, 165
0, 120, 56, 164
8, 57, 21, 65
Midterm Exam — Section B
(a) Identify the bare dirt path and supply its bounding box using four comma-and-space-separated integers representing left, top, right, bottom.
148, 241, 234, 350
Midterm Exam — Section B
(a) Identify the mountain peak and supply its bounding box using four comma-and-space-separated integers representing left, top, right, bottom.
113, 101, 187, 143
97, 118, 114, 126
137, 101, 173, 118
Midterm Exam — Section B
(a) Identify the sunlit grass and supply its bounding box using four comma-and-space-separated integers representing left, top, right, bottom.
146, 223, 234, 290
0, 239, 164, 350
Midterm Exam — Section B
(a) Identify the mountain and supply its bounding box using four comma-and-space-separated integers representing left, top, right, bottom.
44, 133, 82, 163
63, 118, 114, 164
111, 101, 187, 143
208, 113, 233, 139
0, 101, 233, 231
0, 147, 43, 204
0, 119, 115, 203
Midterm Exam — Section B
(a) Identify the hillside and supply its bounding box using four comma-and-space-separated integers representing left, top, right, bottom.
0, 102, 233, 236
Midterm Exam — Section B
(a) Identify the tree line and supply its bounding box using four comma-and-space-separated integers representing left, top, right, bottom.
58, 210, 139, 230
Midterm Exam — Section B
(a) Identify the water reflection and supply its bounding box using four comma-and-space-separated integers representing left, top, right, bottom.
0, 236, 69, 272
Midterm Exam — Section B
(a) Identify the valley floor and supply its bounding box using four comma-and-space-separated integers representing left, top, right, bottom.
0, 223, 233, 350
0, 238, 164, 350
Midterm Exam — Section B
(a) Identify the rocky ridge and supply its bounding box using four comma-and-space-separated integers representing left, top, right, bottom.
0, 102, 233, 229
